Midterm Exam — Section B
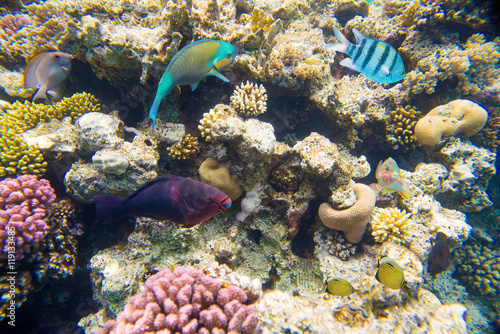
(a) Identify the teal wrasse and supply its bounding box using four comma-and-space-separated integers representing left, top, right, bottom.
324, 26, 405, 84
149, 39, 237, 129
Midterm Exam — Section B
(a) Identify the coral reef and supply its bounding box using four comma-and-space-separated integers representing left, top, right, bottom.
230, 81, 268, 117
167, 134, 200, 160
370, 207, 414, 246
318, 183, 376, 244
314, 229, 357, 261
0, 175, 55, 261
97, 266, 257, 334
415, 100, 488, 147
199, 158, 243, 201
388, 105, 421, 151
198, 105, 232, 142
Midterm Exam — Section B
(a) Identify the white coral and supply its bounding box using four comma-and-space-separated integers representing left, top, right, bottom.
370, 207, 414, 245
230, 81, 267, 117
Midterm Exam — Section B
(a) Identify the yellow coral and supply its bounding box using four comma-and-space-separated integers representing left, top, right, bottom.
370, 207, 414, 245
167, 134, 199, 160
198, 104, 233, 141
390, 105, 422, 151
199, 157, 243, 201
0, 92, 101, 176
240, 7, 273, 33
230, 81, 267, 117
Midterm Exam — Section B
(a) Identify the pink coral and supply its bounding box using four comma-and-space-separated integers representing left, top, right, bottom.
0, 175, 55, 260
98, 266, 257, 334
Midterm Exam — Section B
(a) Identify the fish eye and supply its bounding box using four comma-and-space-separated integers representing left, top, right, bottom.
55, 55, 60, 59
401, 70, 404, 75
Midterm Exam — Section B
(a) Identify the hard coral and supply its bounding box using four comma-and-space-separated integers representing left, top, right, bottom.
198, 105, 232, 142
230, 81, 268, 117
318, 183, 376, 244
389, 105, 422, 151
0, 175, 55, 261
98, 266, 257, 334
370, 207, 414, 246
415, 99, 488, 146
167, 134, 199, 160
199, 158, 242, 201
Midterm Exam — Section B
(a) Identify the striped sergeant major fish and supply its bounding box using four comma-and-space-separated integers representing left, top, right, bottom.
324, 26, 405, 84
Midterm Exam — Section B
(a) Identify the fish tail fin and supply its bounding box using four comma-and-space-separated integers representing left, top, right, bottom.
93, 194, 127, 224
149, 95, 162, 130
324, 26, 351, 53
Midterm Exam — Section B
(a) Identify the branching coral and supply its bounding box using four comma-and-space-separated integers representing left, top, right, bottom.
198, 104, 232, 142
0, 92, 100, 176
230, 81, 268, 117
167, 134, 199, 160
370, 207, 414, 246
389, 105, 422, 151
98, 266, 257, 334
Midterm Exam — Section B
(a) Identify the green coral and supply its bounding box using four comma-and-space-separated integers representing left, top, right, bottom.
455, 241, 500, 296
0, 92, 101, 177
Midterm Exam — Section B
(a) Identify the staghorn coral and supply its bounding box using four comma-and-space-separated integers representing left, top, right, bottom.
389, 105, 422, 151
199, 157, 242, 201
0, 175, 56, 261
167, 134, 199, 160
415, 100, 488, 147
97, 266, 257, 334
198, 105, 232, 142
0, 92, 101, 176
318, 183, 376, 244
454, 241, 500, 296
370, 207, 414, 246
230, 81, 268, 117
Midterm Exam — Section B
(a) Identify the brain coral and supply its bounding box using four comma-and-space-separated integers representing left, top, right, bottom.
230, 81, 268, 117
98, 266, 257, 334
370, 207, 414, 246
318, 183, 376, 244
415, 99, 488, 146
199, 157, 243, 201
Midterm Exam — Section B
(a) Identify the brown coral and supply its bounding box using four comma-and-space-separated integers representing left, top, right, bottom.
318, 183, 376, 244
389, 105, 422, 151
198, 105, 232, 141
199, 157, 243, 201
167, 134, 199, 160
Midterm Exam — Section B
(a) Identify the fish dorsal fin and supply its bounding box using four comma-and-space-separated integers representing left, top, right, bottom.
207, 67, 230, 82
380, 65, 390, 76
339, 58, 360, 72
190, 81, 200, 91
352, 29, 366, 44
125, 176, 178, 202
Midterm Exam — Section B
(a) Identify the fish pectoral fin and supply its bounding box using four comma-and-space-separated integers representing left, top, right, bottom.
190, 81, 200, 91
339, 58, 360, 72
170, 187, 194, 215
208, 68, 230, 83
380, 65, 390, 77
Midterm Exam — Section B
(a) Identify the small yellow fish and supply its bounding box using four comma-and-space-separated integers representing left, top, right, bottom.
326, 277, 356, 296
375, 157, 412, 199
375, 256, 408, 290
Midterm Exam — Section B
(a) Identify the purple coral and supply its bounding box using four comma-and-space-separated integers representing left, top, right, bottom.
0, 175, 56, 260
98, 266, 257, 334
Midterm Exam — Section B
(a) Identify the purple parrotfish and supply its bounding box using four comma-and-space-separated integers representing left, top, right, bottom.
24, 51, 73, 101
149, 39, 237, 129
93, 176, 231, 227
375, 157, 413, 199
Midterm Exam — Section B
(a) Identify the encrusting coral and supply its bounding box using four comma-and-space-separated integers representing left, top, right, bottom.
318, 183, 376, 244
370, 207, 414, 246
230, 81, 268, 117
97, 266, 257, 334
415, 99, 488, 146
199, 157, 243, 201
389, 105, 421, 151
0, 92, 101, 176
167, 134, 199, 160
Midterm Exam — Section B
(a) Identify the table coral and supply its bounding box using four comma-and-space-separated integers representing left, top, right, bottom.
370, 207, 414, 246
0, 175, 55, 261
318, 183, 376, 244
167, 134, 199, 160
199, 157, 242, 201
97, 266, 257, 334
415, 99, 488, 147
230, 81, 268, 117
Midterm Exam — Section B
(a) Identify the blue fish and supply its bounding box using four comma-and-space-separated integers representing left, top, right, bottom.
324, 26, 405, 84
93, 176, 231, 227
149, 39, 237, 129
